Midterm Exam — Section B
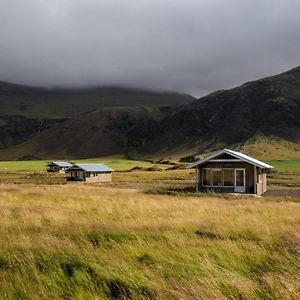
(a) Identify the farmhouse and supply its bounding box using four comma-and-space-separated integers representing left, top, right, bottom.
187, 149, 273, 196
65, 164, 113, 183
46, 161, 73, 173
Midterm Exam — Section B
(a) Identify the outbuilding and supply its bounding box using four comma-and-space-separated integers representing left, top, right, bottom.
187, 149, 273, 196
65, 164, 113, 183
47, 161, 73, 173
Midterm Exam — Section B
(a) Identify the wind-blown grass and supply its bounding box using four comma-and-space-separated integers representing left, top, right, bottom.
0, 184, 299, 299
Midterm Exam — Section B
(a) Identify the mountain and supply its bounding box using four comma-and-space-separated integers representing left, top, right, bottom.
0, 82, 194, 151
129, 66, 300, 158
0, 81, 194, 118
0, 67, 300, 160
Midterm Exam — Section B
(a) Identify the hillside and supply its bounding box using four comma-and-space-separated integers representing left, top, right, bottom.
0, 67, 300, 160
0, 82, 194, 118
0, 82, 194, 151
129, 66, 300, 158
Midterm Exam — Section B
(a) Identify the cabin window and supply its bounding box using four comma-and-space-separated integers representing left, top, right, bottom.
202, 168, 211, 186
212, 169, 222, 186
223, 169, 234, 186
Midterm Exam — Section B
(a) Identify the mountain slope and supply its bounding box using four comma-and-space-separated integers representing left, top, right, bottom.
130, 66, 300, 157
0, 67, 300, 160
0, 82, 194, 118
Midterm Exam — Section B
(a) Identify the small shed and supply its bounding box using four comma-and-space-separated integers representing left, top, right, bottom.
47, 161, 73, 173
187, 149, 273, 196
65, 164, 113, 183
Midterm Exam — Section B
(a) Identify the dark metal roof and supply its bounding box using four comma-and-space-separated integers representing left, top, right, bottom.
187, 148, 273, 169
66, 163, 113, 172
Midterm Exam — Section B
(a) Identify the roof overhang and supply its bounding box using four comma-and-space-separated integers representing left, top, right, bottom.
187, 149, 273, 169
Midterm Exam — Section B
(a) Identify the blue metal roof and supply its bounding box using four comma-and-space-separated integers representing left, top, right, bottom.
48, 161, 73, 167
68, 164, 113, 172
187, 148, 273, 169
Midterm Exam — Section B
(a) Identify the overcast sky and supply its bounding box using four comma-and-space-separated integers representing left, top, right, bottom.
1, 0, 300, 97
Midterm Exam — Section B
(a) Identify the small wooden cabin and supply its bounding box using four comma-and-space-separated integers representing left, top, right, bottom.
65, 164, 113, 183
187, 149, 273, 196
47, 161, 73, 173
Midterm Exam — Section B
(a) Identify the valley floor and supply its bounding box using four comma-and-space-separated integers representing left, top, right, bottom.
0, 168, 300, 299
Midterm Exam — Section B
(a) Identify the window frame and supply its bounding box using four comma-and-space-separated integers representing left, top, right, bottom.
212, 168, 223, 187
234, 168, 246, 188
223, 168, 234, 187
202, 168, 211, 187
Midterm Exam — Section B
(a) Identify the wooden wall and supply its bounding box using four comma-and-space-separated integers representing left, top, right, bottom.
85, 173, 112, 183
197, 161, 255, 194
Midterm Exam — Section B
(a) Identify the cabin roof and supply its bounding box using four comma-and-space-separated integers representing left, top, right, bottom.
66, 163, 113, 172
48, 161, 73, 167
187, 148, 273, 169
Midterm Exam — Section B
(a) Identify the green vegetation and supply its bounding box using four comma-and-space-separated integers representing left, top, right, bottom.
267, 160, 300, 172
0, 158, 157, 172
0, 184, 299, 299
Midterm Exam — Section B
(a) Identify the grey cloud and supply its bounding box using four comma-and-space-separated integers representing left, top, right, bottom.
0, 0, 300, 97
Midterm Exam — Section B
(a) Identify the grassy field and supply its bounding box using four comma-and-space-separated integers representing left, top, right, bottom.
267, 160, 300, 173
0, 158, 157, 172
0, 158, 300, 173
0, 157, 299, 299
0, 183, 299, 299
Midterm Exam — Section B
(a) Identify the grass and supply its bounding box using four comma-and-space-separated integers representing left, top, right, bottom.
0, 158, 158, 172
1, 157, 300, 174
0, 182, 299, 299
267, 160, 300, 173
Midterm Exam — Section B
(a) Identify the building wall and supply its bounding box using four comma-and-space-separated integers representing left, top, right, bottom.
67, 171, 112, 182
85, 173, 112, 183
197, 161, 255, 194
256, 169, 267, 196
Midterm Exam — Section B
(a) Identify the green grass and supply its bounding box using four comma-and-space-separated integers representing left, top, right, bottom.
0, 158, 156, 172
267, 160, 300, 173
0, 184, 299, 299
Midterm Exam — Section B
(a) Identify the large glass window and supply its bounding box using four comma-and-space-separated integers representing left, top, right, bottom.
202, 169, 211, 186
212, 169, 222, 186
223, 169, 234, 186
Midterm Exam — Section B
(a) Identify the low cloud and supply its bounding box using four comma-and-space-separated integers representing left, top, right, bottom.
0, 0, 300, 97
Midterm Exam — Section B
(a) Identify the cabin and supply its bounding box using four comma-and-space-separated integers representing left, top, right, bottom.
47, 161, 73, 173
65, 164, 113, 183
187, 149, 273, 196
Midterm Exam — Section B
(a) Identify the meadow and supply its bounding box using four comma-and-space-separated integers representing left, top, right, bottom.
0, 158, 299, 299
0, 158, 299, 173
0, 158, 157, 172
0, 183, 299, 299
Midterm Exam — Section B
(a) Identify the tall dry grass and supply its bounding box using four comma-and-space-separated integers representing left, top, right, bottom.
0, 183, 299, 299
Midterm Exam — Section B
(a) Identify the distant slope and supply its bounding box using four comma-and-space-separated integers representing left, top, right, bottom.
1, 67, 300, 160
0, 81, 194, 152
128, 66, 300, 158
0, 107, 167, 160
0, 81, 194, 118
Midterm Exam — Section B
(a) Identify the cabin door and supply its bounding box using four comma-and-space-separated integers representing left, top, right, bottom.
234, 169, 245, 193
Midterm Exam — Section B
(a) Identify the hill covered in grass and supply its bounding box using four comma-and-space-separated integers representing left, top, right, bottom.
127, 66, 300, 158
0, 82, 194, 151
1, 67, 300, 160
